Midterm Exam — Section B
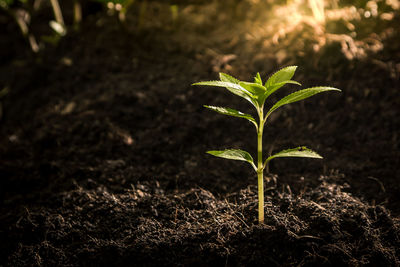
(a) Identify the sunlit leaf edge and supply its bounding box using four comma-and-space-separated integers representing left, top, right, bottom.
207, 149, 255, 169
265, 146, 323, 163
266, 86, 341, 117
204, 105, 257, 125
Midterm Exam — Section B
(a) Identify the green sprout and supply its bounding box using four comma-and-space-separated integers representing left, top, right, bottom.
193, 66, 341, 224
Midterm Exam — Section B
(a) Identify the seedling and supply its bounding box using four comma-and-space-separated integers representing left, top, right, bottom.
193, 66, 341, 224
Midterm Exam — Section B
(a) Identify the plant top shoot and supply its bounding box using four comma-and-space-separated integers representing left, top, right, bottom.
192, 66, 341, 224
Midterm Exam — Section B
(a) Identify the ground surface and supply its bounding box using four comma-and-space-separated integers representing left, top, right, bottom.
0, 1, 399, 266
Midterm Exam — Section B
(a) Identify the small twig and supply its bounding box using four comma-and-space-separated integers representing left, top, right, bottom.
367, 176, 386, 193
309, 201, 326, 211
288, 229, 323, 241
286, 184, 292, 197
224, 199, 249, 228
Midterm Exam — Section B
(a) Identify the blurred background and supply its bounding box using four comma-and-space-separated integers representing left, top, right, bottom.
0, 0, 399, 209
1, 0, 399, 65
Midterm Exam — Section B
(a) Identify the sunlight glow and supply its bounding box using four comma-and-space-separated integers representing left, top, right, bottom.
243, 0, 399, 62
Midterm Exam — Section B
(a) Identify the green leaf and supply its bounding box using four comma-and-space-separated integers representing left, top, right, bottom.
263, 80, 302, 100
266, 86, 341, 117
192, 80, 244, 91
207, 149, 256, 170
265, 66, 298, 88
255, 80, 301, 107
204, 105, 257, 126
219, 73, 258, 108
239, 81, 268, 106
192, 80, 254, 97
219, 72, 239, 84
265, 147, 322, 163
263, 66, 300, 100
239, 81, 266, 95
254, 72, 263, 85
193, 80, 258, 108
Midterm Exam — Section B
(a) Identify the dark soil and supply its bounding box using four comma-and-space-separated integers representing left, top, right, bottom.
0, 1, 399, 266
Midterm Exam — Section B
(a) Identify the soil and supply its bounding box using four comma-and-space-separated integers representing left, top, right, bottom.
0, 1, 399, 266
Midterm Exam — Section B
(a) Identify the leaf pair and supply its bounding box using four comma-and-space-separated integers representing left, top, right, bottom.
207, 146, 322, 171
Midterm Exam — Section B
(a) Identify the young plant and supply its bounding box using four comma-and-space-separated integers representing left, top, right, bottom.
193, 66, 341, 224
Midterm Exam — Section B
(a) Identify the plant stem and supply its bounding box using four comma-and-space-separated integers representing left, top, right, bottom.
257, 107, 264, 224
